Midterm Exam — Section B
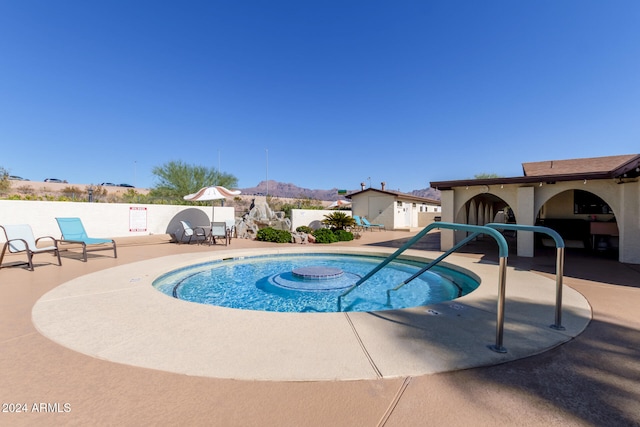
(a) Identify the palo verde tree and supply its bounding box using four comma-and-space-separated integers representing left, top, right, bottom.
149, 160, 238, 203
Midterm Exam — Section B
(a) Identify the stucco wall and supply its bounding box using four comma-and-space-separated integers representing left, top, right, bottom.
290, 209, 351, 231
418, 212, 441, 227
0, 200, 235, 240
441, 179, 640, 264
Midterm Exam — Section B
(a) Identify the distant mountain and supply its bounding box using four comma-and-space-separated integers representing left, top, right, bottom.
239, 181, 344, 201
239, 181, 441, 201
409, 187, 441, 201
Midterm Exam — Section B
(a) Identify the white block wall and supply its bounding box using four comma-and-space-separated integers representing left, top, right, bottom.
290, 209, 352, 231
0, 200, 234, 240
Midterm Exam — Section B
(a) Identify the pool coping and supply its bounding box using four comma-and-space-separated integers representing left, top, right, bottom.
31, 246, 592, 381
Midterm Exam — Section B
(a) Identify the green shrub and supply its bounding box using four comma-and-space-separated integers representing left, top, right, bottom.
322, 211, 355, 230
296, 225, 313, 234
256, 227, 292, 243
312, 228, 338, 244
333, 229, 354, 241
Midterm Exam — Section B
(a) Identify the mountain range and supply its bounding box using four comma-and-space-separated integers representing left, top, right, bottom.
239, 181, 441, 201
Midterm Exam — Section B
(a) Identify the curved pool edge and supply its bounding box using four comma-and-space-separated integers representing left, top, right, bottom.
157, 250, 479, 312
32, 247, 592, 381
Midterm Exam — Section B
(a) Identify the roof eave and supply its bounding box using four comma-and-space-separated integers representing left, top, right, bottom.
346, 188, 440, 204
430, 172, 614, 191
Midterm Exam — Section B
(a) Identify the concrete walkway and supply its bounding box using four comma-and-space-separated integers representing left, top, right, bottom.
1, 230, 639, 426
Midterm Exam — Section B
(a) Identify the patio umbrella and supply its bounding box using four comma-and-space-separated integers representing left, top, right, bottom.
183, 185, 241, 221
327, 199, 352, 209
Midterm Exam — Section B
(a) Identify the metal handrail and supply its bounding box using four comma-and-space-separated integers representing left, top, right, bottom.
337, 222, 511, 353
484, 223, 566, 331
385, 232, 482, 305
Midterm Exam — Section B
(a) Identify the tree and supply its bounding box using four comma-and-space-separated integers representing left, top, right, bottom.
0, 166, 9, 193
149, 160, 238, 202
474, 173, 502, 179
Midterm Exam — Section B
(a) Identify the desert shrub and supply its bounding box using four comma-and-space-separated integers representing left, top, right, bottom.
61, 186, 83, 200
256, 227, 292, 243
312, 228, 338, 244
16, 185, 34, 195
333, 229, 354, 241
296, 226, 313, 233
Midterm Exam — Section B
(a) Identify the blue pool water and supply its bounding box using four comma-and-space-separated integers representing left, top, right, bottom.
153, 253, 479, 313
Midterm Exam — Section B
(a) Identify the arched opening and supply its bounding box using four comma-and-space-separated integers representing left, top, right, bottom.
454, 193, 514, 248
458, 193, 512, 226
536, 189, 618, 257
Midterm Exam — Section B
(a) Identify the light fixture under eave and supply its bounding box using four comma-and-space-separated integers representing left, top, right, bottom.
584, 179, 587, 184
539, 182, 543, 187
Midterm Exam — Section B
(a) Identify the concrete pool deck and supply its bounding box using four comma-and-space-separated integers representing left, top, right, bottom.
2, 230, 640, 425
31, 247, 590, 381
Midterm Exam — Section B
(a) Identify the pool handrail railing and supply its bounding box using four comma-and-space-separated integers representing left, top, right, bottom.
384, 231, 484, 305
484, 223, 566, 331
338, 222, 511, 353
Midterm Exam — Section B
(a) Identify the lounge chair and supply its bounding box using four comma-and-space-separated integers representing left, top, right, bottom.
55, 217, 117, 261
0, 224, 61, 271
177, 221, 207, 245
209, 221, 230, 246
352, 216, 369, 232
362, 217, 385, 231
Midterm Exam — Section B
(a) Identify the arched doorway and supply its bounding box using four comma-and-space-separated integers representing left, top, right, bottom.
536, 189, 618, 255
454, 193, 513, 246
459, 194, 512, 226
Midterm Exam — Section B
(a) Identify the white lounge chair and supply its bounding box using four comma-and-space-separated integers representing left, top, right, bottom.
0, 224, 62, 271
177, 221, 207, 244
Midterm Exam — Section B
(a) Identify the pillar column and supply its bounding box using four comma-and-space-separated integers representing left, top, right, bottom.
516, 186, 535, 257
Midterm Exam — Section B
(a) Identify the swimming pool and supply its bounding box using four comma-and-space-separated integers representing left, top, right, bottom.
153, 253, 480, 312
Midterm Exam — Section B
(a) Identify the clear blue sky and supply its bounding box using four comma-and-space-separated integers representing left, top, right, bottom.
1, 1, 638, 192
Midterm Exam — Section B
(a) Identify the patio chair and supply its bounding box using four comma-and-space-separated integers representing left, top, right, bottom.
225, 219, 236, 241
352, 216, 369, 232
210, 221, 230, 246
0, 224, 62, 271
177, 221, 207, 245
362, 217, 385, 231
55, 217, 117, 261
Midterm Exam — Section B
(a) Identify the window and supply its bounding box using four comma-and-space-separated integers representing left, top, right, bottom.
574, 190, 612, 214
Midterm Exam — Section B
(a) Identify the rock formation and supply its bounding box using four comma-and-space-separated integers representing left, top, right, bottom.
235, 196, 292, 239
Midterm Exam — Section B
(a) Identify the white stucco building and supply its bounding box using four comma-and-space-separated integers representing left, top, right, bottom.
430, 154, 640, 264
346, 183, 441, 231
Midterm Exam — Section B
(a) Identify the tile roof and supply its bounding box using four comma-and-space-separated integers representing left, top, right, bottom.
430, 153, 640, 190
522, 154, 639, 177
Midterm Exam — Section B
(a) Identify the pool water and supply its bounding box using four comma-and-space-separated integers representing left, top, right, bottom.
153, 254, 479, 313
